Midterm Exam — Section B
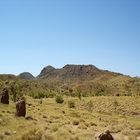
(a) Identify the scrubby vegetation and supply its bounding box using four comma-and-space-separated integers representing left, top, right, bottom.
0, 75, 140, 101
0, 69, 140, 140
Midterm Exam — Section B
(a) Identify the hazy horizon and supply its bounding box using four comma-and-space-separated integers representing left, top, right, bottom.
0, 0, 140, 77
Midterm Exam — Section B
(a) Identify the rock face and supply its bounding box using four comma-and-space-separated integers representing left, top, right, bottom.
0, 88, 9, 104
38, 65, 56, 78
18, 72, 34, 80
16, 100, 26, 117
37, 64, 105, 80
98, 130, 114, 140
37, 64, 121, 82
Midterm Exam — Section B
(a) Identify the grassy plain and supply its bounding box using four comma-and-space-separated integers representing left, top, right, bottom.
0, 96, 140, 140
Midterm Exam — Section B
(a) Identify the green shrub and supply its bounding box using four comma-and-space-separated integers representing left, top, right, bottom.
55, 95, 64, 104
28, 88, 56, 99
28, 89, 47, 99
68, 100, 75, 108
9, 81, 23, 102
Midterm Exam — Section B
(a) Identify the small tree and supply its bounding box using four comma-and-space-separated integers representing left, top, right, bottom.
9, 81, 22, 102
10, 81, 17, 102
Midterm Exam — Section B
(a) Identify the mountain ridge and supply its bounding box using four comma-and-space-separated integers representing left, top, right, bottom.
0, 64, 140, 96
37, 64, 123, 82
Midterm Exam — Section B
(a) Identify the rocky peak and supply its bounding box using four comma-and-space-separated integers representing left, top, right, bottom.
38, 64, 101, 80
18, 72, 34, 80
38, 65, 55, 78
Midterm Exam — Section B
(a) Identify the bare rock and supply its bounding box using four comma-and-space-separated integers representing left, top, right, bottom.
16, 100, 26, 117
25, 116, 33, 120
98, 130, 114, 140
4, 130, 11, 136
0, 88, 9, 104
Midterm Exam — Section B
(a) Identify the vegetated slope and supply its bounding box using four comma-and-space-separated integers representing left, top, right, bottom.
18, 72, 35, 80
0, 74, 17, 81
36, 64, 140, 96
0, 64, 140, 97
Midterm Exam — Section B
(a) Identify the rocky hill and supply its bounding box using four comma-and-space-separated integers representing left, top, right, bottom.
18, 72, 34, 80
0, 65, 140, 96
36, 65, 140, 96
37, 64, 122, 82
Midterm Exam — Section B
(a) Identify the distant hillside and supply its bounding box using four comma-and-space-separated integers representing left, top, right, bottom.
37, 64, 122, 82
36, 64, 140, 96
18, 72, 34, 80
0, 74, 17, 81
0, 65, 140, 96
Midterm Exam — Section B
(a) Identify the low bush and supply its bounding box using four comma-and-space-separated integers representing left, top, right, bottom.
55, 95, 64, 104
68, 100, 75, 108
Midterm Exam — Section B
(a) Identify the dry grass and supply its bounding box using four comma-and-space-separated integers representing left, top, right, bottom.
0, 96, 140, 140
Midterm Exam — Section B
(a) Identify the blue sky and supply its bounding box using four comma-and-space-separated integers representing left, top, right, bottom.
0, 0, 140, 76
